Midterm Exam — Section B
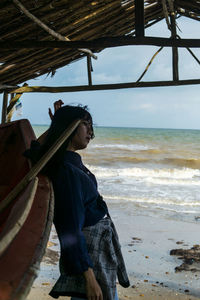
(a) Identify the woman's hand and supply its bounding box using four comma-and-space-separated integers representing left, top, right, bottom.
48, 99, 64, 120
84, 268, 103, 300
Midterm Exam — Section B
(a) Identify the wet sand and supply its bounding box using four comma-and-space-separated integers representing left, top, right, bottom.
27, 209, 200, 300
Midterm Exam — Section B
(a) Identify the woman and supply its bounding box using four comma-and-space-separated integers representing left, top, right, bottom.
26, 102, 130, 300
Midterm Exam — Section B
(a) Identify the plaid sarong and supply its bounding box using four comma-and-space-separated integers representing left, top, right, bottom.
49, 217, 130, 300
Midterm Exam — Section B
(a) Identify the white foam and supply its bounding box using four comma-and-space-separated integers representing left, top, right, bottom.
104, 195, 200, 207
146, 177, 200, 186
87, 165, 200, 181
90, 143, 154, 151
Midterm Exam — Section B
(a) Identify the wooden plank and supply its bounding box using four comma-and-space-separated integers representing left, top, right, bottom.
0, 178, 38, 256
1, 36, 200, 49
1, 92, 8, 124
135, 0, 145, 37
7, 79, 200, 94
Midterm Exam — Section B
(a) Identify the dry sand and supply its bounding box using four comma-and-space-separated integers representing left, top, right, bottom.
27, 208, 200, 300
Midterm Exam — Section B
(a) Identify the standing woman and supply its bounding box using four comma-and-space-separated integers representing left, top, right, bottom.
26, 102, 130, 300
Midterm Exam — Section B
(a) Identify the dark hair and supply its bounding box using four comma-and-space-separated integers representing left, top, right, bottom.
25, 105, 94, 176
45, 104, 94, 148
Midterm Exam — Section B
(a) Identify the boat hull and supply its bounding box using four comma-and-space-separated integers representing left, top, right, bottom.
0, 120, 54, 300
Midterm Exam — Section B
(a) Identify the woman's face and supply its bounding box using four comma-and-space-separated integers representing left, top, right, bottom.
69, 120, 92, 151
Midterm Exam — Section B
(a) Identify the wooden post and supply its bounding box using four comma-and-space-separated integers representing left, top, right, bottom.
87, 54, 92, 86
170, 5, 179, 81
1, 92, 8, 124
6, 93, 16, 122
135, 0, 145, 37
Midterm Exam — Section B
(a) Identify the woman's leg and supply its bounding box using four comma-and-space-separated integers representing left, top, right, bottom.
114, 288, 119, 300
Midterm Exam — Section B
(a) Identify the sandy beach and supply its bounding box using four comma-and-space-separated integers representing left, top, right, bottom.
27, 205, 200, 300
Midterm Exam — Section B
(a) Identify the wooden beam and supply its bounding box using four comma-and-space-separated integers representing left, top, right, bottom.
1, 92, 8, 124
1, 36, 200, 49
87, 54, 92, 86
170, 6, 179, 80
135, 0, 145, 37
7, 79, 200, 94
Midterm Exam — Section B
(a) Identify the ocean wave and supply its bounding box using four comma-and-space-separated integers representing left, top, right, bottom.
163, 158, 200, 169
104, 195, 200, 206
146, 177, 200, 186
85, 155, 200, 169
90, 143, 156, 151
87, 165, 200, 180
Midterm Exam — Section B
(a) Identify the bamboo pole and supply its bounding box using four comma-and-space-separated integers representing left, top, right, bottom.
1, 92, 8, 124
6, 79, 200, 94
137, 46, 164, 82
0, 119, 80, 213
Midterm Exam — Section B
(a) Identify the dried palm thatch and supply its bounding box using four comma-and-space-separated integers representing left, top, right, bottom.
0, 0, 199, 88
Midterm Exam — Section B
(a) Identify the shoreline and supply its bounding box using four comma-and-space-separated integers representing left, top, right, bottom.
27, 209, 200, 300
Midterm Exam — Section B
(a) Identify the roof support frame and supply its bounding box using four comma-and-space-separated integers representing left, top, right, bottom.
12, 0, 97, 60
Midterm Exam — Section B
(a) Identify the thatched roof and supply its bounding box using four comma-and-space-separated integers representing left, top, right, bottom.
0, 0, 200, 87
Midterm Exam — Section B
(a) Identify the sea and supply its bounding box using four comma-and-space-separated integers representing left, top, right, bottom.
33, 125, 200, 224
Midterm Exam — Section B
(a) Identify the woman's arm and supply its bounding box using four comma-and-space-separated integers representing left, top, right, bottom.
84, 268, 103, 300
36, 100, 64, 143
48, 99, 64, 120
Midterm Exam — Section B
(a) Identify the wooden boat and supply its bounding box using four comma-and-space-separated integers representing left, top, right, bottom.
0, 119, 54, 300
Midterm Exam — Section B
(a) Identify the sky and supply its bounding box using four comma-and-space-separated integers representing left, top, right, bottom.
1, 16, 200, 129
